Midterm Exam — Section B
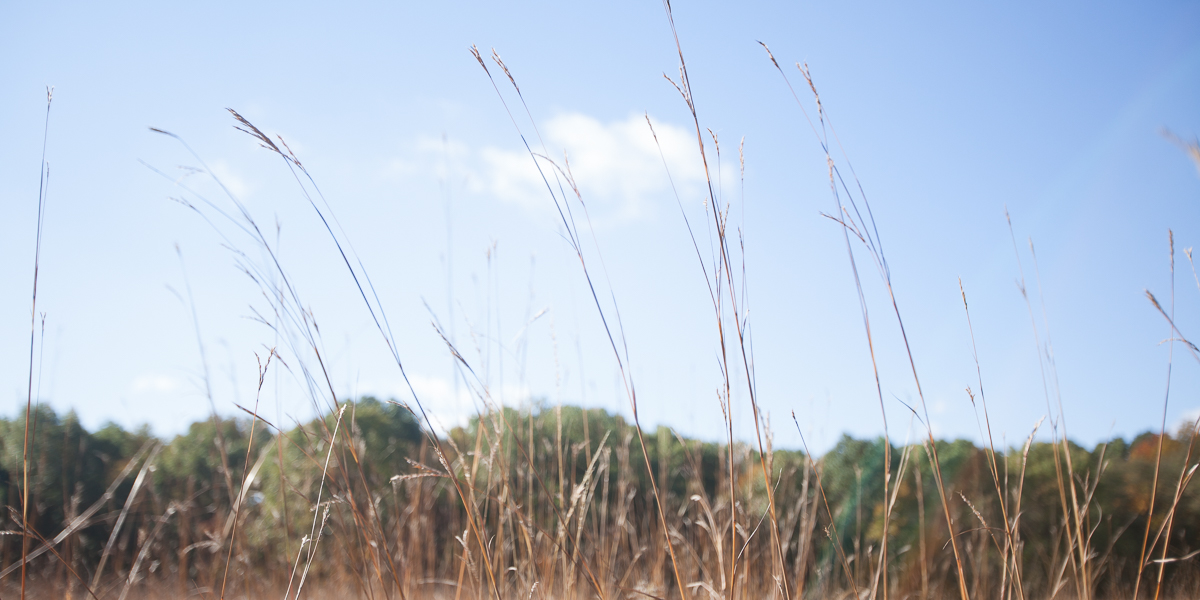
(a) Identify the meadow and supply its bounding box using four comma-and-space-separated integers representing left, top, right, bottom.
7, 4, 1200, 600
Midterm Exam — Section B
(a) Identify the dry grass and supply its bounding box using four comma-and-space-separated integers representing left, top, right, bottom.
9, 5, 1200, 600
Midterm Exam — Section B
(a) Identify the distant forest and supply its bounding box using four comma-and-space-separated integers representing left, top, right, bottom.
1, 398, 1197, 598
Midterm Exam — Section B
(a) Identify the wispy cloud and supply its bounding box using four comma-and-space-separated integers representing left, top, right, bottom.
208, 159, 254, 199
131, 373, 182, 394
387, 112, 725, 225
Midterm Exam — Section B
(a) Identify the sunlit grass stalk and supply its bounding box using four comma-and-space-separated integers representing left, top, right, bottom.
219, 350, 275, 599
791, 413, 860, 597
286, 403, 347, 600
761, 42, 971, 600
655, 4, 790, 595
471, 41, 686, 599
20, 86, 53, 600
959, 280, 1026, 600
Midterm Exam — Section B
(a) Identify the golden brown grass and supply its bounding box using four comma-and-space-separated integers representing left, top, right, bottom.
10, 5, 1200, 600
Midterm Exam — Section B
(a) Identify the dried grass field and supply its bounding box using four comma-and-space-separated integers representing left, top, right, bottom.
7, 3, 1200, 599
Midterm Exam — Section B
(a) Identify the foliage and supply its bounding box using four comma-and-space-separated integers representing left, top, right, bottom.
2, 400, 1198, 598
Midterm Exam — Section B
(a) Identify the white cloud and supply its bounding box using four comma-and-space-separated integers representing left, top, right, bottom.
387, 113, 727, 225
208, 159, 253, 200
476, 113, 712, 222
385, 136, 471, 182
131, 374, 181, 394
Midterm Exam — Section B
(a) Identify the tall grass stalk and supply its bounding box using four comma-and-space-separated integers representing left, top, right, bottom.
655, 3, 791, 595
1136, 231, 1176, 600
21, 85, 53, 600
471, 39, 688, 599
762, 43, 972, 600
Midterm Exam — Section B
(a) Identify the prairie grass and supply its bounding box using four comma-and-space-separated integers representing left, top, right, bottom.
8, 4, 1200, 600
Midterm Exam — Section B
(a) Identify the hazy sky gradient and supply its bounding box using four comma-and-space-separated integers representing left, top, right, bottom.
2, 0, 1199, 453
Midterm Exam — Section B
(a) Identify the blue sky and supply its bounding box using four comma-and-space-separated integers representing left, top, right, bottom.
2, 0, 1199, 453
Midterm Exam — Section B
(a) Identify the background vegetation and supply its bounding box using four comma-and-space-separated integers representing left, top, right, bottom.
1, 400, 1197, 598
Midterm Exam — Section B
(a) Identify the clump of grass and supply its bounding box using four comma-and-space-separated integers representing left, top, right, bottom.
7, 5, 1200, 600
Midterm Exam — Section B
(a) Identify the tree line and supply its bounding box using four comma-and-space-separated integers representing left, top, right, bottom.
0, 399, 1196, 598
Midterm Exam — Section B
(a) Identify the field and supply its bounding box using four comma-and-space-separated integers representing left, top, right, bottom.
6, 3, 1200, 600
